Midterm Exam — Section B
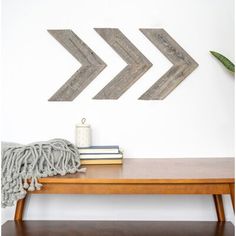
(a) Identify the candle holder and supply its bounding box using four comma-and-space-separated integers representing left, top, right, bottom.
75, 118, 91, 148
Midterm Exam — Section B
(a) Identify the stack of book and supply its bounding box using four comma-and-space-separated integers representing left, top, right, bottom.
78, 146, 123, 165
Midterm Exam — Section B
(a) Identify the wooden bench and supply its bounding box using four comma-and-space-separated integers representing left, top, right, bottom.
15, 158, 234, 222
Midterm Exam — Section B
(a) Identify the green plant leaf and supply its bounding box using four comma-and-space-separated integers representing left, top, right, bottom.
210, 51, 235, 73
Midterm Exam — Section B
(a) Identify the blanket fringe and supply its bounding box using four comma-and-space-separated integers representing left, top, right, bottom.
1, 139, 86, 208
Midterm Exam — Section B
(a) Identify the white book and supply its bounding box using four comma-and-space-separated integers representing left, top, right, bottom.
78, 146, 119, 154
79, 152, 123, 160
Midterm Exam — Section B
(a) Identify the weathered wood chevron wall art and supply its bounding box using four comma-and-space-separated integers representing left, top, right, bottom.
48, 29, 198, 101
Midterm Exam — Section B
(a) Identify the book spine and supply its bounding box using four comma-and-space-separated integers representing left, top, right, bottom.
78, 149, 119, 154
80, 159, 123, 165
79, 153, 123, 160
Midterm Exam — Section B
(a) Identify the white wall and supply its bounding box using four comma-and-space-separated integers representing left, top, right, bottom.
1, 0, 234, 224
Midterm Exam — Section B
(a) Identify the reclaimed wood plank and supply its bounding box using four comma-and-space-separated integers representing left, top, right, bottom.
93, 28, 152, 99
48, 30, 106, 101
139, 29, 198, 100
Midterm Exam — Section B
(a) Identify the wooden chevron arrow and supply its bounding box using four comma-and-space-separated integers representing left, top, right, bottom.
48, 30, 106, 101
139, 29, 198, 100
93, 28, 152, 99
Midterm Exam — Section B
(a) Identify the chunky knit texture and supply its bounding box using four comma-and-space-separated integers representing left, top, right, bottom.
1, 139, 86, 208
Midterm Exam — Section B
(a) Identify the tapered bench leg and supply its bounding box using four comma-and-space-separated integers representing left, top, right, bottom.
213, 195, 225, 222
229, 183, 235, 212
14, 195, 27, 221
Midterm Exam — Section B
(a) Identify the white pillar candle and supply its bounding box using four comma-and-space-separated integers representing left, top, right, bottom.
75, 118, 91, 148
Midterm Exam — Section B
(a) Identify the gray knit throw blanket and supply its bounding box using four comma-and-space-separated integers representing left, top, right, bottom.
1, 139, 86, 208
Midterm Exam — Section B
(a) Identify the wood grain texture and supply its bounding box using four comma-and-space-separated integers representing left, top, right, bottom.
213, 195, 225, 222
38, 158, 234, 184
93, 28, 152, 99
139, 29, 198, 100
14, 158, 234, 222
2, 221, 235, 236
230, 183, 235, 211
14, 197, 27, 221
48, 30, 106, 101
30, 183, 230, 195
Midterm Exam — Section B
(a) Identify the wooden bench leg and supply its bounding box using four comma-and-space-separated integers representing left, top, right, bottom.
229, 183, 235, 212
14, 195, 27, 221
213, 195, 225, 222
